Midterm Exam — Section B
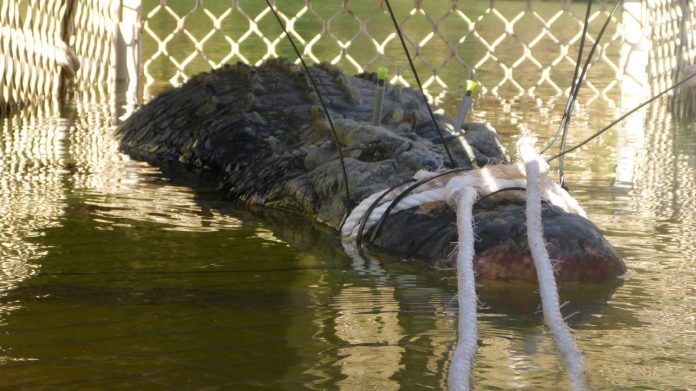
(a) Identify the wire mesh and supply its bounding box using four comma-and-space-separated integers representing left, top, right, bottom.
2, 1, 695, 113
0, 0, 117, 113
1, 0, 67, 110
646, 0, 696, 92
68, 0, 118, 95
139, 0, 625, 103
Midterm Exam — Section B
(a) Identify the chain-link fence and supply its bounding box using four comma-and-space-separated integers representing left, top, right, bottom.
140, 0, 627, 102
0, 0, 117, 113
2, 0, 695, 114
68, 0, 119, 98
1, 0, 71, 111
646, 0, 696, 92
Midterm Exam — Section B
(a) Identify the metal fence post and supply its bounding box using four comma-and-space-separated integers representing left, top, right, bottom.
116, 0, 143, 107
59, 0, 78, 103
620, 0, 650, 106
615, 0, 650, 186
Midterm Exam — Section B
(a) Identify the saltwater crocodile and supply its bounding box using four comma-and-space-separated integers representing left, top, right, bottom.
116, 58, 626, 281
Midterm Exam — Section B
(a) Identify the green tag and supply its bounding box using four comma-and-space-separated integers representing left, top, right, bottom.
377, 67, 389, 82
465, 79, 478, 93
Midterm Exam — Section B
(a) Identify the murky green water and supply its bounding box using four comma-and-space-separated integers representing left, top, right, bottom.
2, 2, 696, 390
2, 97, 695, 390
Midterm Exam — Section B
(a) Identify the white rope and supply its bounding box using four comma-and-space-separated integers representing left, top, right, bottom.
341, 164, 583, 239
340, 182, 417, 237
518, 137, 586, 391
340, 171, 463, 237
341, 187, 395, 237
345, 187, 448, 238
339, 139, 588, 390
446, 178, 478, 391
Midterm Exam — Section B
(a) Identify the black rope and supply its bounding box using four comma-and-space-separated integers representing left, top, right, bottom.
383, 0, 459, 168
355, 179, 417, 248
559, 0, 624, 187
264, 0, 353, 205
369, 168, 469, 242
558, 0, 623, 132
541, 0, 593, 156
547, 71, 696, 162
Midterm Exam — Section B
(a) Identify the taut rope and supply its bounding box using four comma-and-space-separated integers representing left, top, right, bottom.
519, 139, 586, 391
342, 137, 586, 390
445, 179, 478, 391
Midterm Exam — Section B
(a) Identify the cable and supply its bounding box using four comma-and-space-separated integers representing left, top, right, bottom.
560, 0, 623, 130
264, 0, 353, 204
547, 71, 696, 162
541, 0, 593, 155
558, 0, 593, 142
356, 179, 417, 248
559, 0, 623, 187
383, 0, 459, 168
369, 168, 469, 242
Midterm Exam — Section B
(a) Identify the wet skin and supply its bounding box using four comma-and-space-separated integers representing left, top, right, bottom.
117, 59, 626, 282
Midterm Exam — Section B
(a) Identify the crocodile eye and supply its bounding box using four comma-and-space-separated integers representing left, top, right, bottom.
357, 144, 389, 162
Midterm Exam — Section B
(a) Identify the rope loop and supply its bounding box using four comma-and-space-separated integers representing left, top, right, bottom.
341, 138, 587, 390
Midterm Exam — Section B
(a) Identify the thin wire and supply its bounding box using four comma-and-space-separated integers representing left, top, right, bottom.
38, 266, 345, 276
547, 71, 696, 162
369, 168, 469, 242
559, 0, 624, 187
541, 0, 593, 155
264, 0, 353, 204
560, 0, 623, 130
356, 179, 417, 249
383, 0, 459, 168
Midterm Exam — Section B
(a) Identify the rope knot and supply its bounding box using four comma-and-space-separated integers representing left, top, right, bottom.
445, 176, 477, 207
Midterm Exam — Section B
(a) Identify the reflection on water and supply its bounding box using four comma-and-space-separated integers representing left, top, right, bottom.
629, 106, 696, 263
0, 108, 66, 325
2, 63, 696, 391
333, 286, 404, 390
548, 101, 696, 389
63, 104, 245, 233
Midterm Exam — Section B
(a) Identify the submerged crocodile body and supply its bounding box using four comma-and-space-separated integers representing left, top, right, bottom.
117, 58, 626, 281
